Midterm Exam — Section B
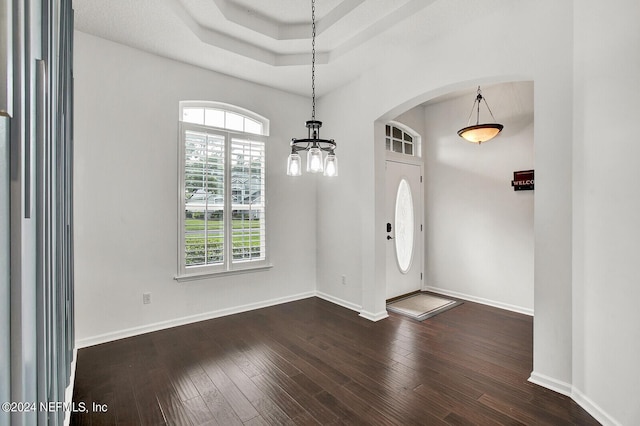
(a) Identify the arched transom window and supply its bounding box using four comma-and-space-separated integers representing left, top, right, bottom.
181, 101, 269, 136
385, 122, 421, 157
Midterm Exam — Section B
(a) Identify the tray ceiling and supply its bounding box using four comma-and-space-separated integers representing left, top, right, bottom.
73, 0, 494, 96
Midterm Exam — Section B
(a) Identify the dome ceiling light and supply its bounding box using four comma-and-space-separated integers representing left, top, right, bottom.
457, 86, 503, 144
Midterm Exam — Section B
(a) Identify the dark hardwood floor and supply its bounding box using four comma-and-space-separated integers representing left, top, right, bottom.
71, 295, 599, 425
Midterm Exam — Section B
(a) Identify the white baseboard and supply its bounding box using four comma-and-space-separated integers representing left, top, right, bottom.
75, 291, 316, 348
571, 386, 621, 426
529, 372, 621, 426
314, 291, 390, 321
528, 371, 572, 397
315, 291, 362, 313
314, 291, 389, 322
423, 286, 534, 316
359, 310, 389, 322
64, 347, 78, 426
77, 286, 531, 348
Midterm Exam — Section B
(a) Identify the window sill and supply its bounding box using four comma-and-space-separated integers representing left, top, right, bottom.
174, 264, 273, 283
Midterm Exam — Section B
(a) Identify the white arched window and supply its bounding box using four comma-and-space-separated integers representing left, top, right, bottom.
177, 101, 271, 279
181, 102, 270, 136
385, 122, 421, 157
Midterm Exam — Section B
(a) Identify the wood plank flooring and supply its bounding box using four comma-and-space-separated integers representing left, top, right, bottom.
71, 296, 599, 425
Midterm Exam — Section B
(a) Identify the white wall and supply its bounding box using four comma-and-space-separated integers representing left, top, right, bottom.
73, 31, 318, 345
572, 1, 640, 424
72, 0, 640, 423
421, 82, 534, 314
316, 1, 640, 423
317, 0, 573, 384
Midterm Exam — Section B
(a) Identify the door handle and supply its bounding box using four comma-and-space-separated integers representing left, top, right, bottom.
387, 235, 393, 240
386, 222, 392, 232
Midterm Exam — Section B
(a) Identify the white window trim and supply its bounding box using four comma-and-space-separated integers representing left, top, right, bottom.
176, 112, 271, 281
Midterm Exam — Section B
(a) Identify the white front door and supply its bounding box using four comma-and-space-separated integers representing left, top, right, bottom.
385, 160, 423, 300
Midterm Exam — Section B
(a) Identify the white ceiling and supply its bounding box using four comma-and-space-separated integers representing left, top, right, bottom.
73, 0, 493, 97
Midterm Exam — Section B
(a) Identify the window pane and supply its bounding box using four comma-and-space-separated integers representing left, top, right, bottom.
183, 107, 204, 124
385, 125, 391, 136
225, 112, 244, 132
184, 131, 225, 267
184, 131, 207, 200
231, 138, 265, 262
185, 233, 206, 266
392, 126, 402, 139
405, 143, 413, 155
404, 133, 413, 142
395, 178, 414, 273
393, 140, 403, 153
231, 208, 265, 261
205, 213, 224, 264
386, 138, 391, 151
204, 134, 225, 266
204, 109, 224, 128
244, 118, 262, 135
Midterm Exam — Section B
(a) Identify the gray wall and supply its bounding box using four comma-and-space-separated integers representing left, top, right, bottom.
1, 116, 10, 426
4, 1, 75, 425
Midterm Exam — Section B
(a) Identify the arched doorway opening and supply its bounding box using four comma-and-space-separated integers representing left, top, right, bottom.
372, 79, 534, 316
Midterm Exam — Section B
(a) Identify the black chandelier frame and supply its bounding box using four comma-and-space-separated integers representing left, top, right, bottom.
290, 120, 336, 154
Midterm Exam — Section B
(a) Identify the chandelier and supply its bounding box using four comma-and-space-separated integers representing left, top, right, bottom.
457, 86, 503, 144
287, 0, 338, 177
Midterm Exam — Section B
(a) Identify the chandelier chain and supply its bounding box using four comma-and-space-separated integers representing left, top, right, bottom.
482, 97, 498, 122
465, 86, 498, 125
464, 97, 477, 126
311, 0, 316, 120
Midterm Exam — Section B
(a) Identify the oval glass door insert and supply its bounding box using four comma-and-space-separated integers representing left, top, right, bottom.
395, 178, 414, 273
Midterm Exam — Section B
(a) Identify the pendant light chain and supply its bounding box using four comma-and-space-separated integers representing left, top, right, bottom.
464, 86, 498, 126
464, 93, 478, 126
311, 0, 316, 121
482, 95, 498, 122
287, 0, 338, 177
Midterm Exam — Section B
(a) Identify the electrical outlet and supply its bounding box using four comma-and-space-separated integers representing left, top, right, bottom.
341, 275, 347, 285
143, 292, 151, 304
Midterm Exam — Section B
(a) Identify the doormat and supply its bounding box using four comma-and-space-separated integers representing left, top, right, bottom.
387, 293, 462, 321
